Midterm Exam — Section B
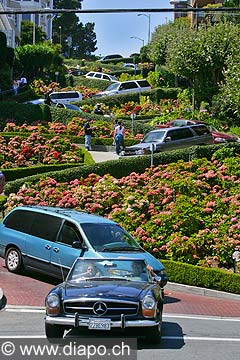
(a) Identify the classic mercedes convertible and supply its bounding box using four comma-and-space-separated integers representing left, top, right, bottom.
45, 258, 164, 343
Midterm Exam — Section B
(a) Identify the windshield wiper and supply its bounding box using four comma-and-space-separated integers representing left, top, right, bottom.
101, 246, 142, 252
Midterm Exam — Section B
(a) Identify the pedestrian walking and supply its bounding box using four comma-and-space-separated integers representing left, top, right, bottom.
12, 79, 19, 95
84, 120, 93, 151
232, 247, 239, 273
114, 121, 125, 155
0, 171, 5, 194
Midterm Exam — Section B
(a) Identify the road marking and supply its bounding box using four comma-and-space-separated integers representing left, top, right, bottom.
162, 336, 240, 342
164, 314, 240, 322
5, 308, 45, 313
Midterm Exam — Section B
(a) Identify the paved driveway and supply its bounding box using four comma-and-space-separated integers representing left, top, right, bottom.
1, 258, 240, 317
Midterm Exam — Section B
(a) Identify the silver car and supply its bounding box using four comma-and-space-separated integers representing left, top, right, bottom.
121, 124, 214, 156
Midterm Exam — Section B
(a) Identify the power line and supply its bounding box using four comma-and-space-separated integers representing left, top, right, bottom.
0, 8, 240, 15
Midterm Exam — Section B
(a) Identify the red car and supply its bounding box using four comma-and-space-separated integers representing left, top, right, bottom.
156, 119, 240, 144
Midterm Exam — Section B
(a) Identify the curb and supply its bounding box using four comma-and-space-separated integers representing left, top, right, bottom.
166, 282, 240, 301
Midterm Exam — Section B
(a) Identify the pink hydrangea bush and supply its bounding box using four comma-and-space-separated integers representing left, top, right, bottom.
5, 157, 240, 268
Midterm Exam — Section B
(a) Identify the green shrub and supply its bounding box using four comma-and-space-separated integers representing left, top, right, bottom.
161, 260, 240, 294
79, 87, 180, 109
0, 102, 51, 127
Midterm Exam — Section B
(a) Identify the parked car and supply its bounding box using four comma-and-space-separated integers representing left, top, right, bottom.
157, 119, 240, 144
85, 71, 118, 82
93, 79, 151, 97
49, 91, 82, 104
97, 54, 123, 62
122, 63, 138, 70
24, 99, 82, 111
45, 257, 164, 343
56, 103, 82, 111
0, 206, 167, 286
121, 124, 213, 156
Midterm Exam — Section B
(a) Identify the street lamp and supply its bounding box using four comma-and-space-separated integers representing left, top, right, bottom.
59, 26, 62, 46
130, 36, 144, 47
137, 13, 151, 43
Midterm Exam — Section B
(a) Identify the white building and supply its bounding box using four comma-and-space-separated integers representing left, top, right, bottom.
0, 0, 53, 48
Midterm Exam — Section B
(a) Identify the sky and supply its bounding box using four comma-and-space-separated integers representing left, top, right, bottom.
78, 0, 174, 57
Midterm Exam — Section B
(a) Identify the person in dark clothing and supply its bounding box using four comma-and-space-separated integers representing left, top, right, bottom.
84, 120, 93, 150
94, 103, 104, 115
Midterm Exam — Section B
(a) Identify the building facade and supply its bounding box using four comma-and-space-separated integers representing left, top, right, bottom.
0, 0, 53, 47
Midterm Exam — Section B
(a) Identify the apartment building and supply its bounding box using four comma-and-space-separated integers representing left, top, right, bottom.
0, 0, 53, 47
170, 0, 223, 26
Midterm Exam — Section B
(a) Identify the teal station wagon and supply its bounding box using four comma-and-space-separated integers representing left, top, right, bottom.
0, 206, 167, 287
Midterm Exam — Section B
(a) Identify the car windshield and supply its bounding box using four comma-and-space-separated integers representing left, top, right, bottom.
67, 258, 151, 282
105, 83, 119, 91
142, 131, 166, 143
81, 223, 142, 251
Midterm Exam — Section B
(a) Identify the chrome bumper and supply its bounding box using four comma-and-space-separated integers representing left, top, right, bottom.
45, 315, 159, 329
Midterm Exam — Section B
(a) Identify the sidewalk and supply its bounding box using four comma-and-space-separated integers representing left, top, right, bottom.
89, 150, 119, 163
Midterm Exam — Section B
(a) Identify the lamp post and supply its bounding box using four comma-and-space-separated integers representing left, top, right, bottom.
137, 13, 151, 43
130, 36, 144, 47
32, 14, 36, 44
59, 26, 62, 46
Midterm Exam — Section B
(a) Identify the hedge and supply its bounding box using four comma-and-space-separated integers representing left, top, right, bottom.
5, 142, 240, 196
77, 87, 181, 108
161, 260, 240, 294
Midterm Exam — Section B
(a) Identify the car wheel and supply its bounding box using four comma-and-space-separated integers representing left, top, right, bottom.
5, 247, 23, 273
145, 323, 162, 344
45, 323, 65, 339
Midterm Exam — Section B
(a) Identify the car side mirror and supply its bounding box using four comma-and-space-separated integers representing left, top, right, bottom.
164, 136, 172, 142
72, 241, 83, 249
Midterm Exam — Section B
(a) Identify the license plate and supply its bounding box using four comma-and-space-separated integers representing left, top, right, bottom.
88, 318, 111, 330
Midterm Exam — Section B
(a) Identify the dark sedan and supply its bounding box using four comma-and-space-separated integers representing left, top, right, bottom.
45, 258, 164, 343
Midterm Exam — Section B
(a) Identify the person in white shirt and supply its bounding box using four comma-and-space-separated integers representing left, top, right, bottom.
114, 121, 125, 155
232, 247, 239, 273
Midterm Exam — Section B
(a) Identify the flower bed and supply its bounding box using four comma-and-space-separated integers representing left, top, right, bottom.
5, 157, 240, 269
0, 132, 84, 168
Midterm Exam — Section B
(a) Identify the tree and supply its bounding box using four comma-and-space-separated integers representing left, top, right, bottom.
213, 54, 240, 122
20, 21, 47, 45
52, 0, 97, 57
14, 44, 64, 81
148, 18, 191, 66
166, 22, 240, 104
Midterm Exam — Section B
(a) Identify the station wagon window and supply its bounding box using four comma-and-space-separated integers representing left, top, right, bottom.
29, 213, 62, 241
57, 221, 83, 246
167, 128, 193, 140
120, 82, 137, 90
95, 73, 102, 78
102, 75, 109, 80
192, 125, 210, 135
137, 80, 150, 88
3, 210, 35, 233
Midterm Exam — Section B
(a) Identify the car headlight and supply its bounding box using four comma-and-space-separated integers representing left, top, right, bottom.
142, 296, 156, 317
46, 294, 60, 316
135, 149, 145, 155
214, 137, 227, 143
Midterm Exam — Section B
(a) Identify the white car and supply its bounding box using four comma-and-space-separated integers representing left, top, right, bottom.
85, 71, 118, 82
122, 63, 138, 70
93, 79, 151, 97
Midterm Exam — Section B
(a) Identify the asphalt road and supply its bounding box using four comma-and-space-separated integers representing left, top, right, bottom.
0, 310, 239, 360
